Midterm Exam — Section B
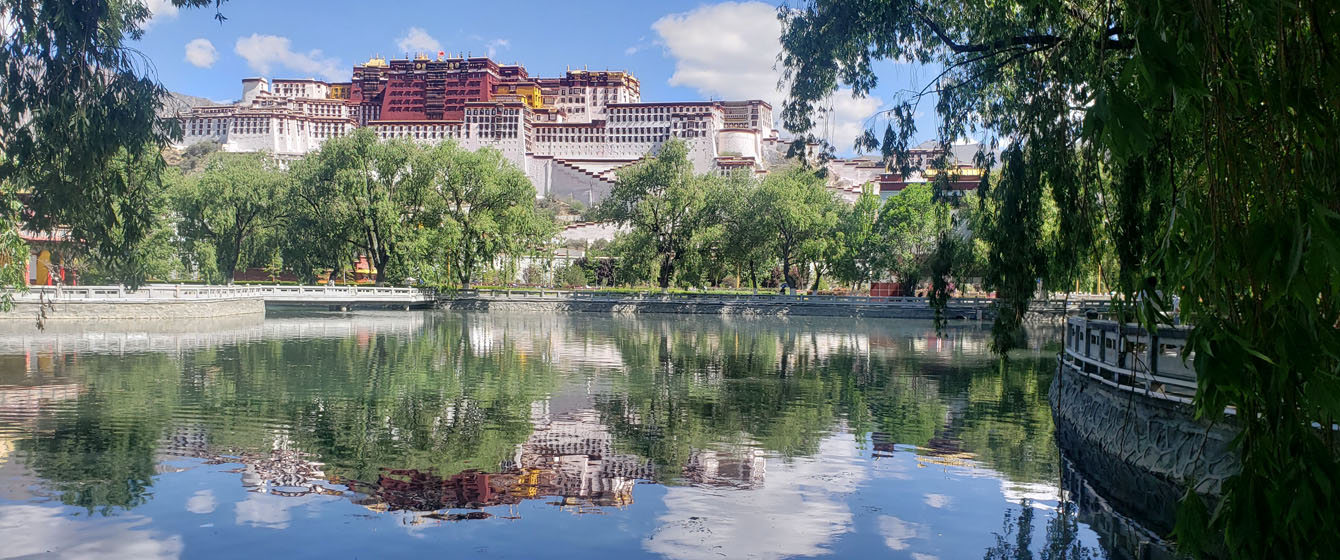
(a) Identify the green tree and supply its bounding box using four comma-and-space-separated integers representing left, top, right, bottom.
755, 167, 839, 291
875, 183, 946, 292
597, 139, 713, 290
0, 0, 223, 290
169, 140, 222, 174
173, 153, 288, 282
709, 171, 775, 292
75, 146, 186, 286
288, 128, 433, 284
829, 186, 884, 291
606, 230, 658, 287
425, 142, 553, 288
779, 1, 1340, 557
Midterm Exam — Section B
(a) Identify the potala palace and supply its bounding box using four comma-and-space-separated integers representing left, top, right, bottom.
173, 53, 986, 204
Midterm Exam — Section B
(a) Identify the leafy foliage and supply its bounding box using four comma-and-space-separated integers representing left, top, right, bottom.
423, 142, 554, 288
875, 183, 949, 293
779, 0, 1340, 556
828, 186, 883, 290
76, 146, 183, 287
287, 129, 435, 284
0, 0, 223, 288
705, 172, 775, 291
755, 167, 840, 290
173, 152, 288, 282
596, 139, 714, 289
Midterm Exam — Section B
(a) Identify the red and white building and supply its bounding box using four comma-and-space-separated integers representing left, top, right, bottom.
174, 54, 779, 205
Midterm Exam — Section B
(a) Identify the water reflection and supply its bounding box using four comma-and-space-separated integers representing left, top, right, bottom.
0, 311, 1110, 559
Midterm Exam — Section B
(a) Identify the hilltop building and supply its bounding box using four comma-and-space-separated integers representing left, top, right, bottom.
825, 140, 991, 201
173, 54, 781, 204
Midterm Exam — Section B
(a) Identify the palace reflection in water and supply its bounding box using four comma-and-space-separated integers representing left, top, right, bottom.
0, 310, 1112, 559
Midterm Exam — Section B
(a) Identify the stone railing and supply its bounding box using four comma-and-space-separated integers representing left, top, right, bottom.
7, 284, 435, 304
1061, 315, 1198, 403
455, 288, 1111, 312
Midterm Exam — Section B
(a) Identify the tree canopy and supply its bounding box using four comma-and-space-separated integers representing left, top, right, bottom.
287, 128, 434, 284
0, 0, 225, 292
426, 143, 554, 288
779, 0, 1340, 556
597, 139, 714, 290
755, 167, 840, 290
173, 153, 288, 282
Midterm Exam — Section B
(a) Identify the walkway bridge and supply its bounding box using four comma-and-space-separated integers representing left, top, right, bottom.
11, 284, 437, 310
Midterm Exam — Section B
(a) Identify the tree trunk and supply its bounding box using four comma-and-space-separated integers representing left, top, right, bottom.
782, 252, 796, 292
810, 266, 823, 294
657, 253, 675, 290
458, 252, 474, 289
372, 247, 391, 285
748, 259, 758, 294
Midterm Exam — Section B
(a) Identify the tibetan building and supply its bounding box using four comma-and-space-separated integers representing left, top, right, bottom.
174, 54, 780, 205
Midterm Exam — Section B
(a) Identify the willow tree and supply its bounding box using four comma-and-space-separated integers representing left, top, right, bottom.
424, 142, 553, 288
755, 167, 840, 291
597, 139, 713, 290
174, 153, 288, 282
288, 128, 434, 284
828, 186, 883, 292
779, 1, 1338, 557
708, 171, 775, 292
0, 0, 224, 292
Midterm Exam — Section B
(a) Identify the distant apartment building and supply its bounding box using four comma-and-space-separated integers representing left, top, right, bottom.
173, 54, 780, 204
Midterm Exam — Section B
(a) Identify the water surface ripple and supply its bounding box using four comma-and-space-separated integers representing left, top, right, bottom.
0, 310, 1112, 559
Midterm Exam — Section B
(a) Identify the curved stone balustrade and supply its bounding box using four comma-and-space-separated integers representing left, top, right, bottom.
1052, 316, 1239, 546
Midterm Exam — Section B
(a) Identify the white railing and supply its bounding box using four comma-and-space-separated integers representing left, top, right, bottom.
454, 288, 1112, 311
5, 284, 436, 304
1061, 316, 1198, 403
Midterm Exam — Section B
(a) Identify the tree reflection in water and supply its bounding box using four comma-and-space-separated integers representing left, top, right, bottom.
5, 312, 1068, 529
983, 500, 1104, 560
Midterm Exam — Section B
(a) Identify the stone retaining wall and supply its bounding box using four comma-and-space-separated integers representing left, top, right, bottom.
2, 297, 266, 321
1050, 359, 1239, 535
442, 297, 992, 319
1061, 456, 1185, 560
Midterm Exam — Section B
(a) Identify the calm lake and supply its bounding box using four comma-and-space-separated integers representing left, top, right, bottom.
0, 310, 1112, 559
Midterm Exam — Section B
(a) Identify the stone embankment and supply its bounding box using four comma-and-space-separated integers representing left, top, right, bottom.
443, 293, 992, 319
443, 290, 1111, 319
1, 285, 435, 321
1052, 316, 1239, 539
5, 297, 265, 321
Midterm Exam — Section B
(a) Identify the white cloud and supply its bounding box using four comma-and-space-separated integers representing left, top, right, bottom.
879, 515, 928, 551
0, 505, 183, 559
234, 34, 345, 82
653, 2, 782, 105
645, 434, 867, 560
624, 46, 640, 56
184, 38, 217, 68
186, 489, 218, 514
652, 1, 882, 151
923, 492, 952, 509
235, 492, 302, 529
396, 27, 441, 55
486, 38, 510, 58
141, 0, 178, 27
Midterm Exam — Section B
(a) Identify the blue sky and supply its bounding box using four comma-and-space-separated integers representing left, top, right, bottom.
135, 0, 944, 152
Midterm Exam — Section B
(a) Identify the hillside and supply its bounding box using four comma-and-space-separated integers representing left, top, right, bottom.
158, 90, 220, 118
